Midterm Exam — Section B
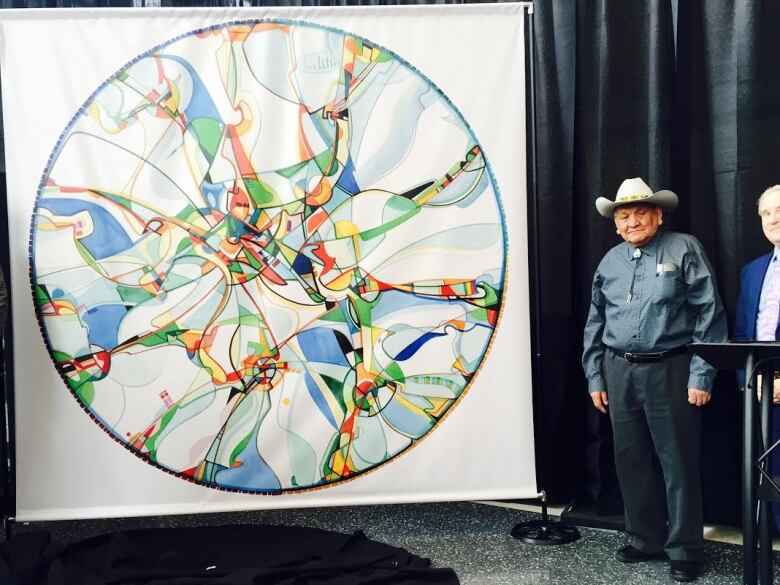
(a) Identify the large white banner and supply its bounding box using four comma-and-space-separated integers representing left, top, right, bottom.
0, 3, 535, 521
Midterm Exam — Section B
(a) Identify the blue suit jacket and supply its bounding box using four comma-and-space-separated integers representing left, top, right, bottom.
737, 252, 780, 525
734, 251, 778, 342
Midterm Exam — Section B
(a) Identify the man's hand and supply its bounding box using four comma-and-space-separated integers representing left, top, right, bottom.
590, 391, 609, 414
688, 388, 711, 407
755, 374, 780, 404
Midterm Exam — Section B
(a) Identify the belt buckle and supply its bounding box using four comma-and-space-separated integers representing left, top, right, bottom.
624, 352, 635, 362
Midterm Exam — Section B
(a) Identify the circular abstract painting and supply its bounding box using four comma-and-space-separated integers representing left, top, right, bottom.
30, 21, 506, 493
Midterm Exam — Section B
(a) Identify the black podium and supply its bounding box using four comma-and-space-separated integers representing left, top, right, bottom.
689, 342, 780, 585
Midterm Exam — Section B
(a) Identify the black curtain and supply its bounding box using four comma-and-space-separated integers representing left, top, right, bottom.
535, 0, 780, 526
675, 0, 780, 525
533, 0, 677, 513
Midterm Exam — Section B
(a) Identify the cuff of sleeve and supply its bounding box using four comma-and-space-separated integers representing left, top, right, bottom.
588, 377, 605, 393
687, 374, 713, 392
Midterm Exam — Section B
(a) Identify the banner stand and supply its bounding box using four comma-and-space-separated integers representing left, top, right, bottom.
510, 4, 580, 547
1, 331, 16, 541
1, 321, 17, 541
0, 176, 16, 540
2, 3, 537, 522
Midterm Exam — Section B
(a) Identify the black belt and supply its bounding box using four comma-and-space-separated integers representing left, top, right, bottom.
609, 345, 688, 364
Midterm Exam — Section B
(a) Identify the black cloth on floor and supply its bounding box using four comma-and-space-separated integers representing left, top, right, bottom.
0, 524, 460, 585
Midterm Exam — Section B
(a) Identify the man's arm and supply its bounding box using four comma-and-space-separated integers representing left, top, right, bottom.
684, 239, 728, 398
583, 267, 608, 412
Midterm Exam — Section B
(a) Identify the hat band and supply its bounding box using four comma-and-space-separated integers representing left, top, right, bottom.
616, 194, 651, 203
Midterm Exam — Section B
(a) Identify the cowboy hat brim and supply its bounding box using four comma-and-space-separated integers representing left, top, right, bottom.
595, 190, 678, 218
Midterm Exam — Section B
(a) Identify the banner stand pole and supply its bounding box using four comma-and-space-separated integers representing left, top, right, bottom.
0, 169, 15, 541
0, 294, 15, 541
510, 4, 579, 546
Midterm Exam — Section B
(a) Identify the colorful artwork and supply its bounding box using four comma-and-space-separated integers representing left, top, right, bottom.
30, 21, 506, 492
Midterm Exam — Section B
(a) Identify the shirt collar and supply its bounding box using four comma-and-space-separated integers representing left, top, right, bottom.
628, 232, 662, 259
773, 247, 780, 262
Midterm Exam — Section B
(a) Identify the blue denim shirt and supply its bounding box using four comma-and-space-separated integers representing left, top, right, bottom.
582, 231, 727, 392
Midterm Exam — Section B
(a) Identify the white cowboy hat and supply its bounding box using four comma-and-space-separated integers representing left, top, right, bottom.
595, 177, 678, 217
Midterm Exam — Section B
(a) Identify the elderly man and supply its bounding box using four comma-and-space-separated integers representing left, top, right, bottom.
582, 178, 727, 583
733, 184, 780, 528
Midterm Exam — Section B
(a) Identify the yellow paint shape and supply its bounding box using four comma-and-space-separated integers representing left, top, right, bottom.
234, 101, 253, 136
334, 219, 359, 238
326, 271, 355, 291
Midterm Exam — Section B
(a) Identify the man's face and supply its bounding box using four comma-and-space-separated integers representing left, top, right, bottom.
759, 190, 780, 247
613, 203, 663, 248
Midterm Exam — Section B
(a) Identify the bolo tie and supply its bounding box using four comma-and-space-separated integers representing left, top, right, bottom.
627, 247, 641, 304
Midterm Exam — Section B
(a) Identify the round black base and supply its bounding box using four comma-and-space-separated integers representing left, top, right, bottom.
510, 519, 581, 545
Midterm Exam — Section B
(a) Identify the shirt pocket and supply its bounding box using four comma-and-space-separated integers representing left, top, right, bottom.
654, 268, 683, 302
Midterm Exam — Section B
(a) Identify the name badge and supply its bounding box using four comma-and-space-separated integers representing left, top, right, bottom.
656, 262, 679, 274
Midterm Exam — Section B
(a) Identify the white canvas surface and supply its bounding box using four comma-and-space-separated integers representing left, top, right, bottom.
0, 3, 535, 521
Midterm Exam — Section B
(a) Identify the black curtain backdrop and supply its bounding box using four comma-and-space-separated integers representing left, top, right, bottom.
536, 0, 780, 526
533, 0, 683, 518
533, 0, 677, 517
1, 0, 778, 529
675, 0, 780, 525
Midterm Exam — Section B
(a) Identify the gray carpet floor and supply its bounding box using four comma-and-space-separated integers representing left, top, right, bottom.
6, 501, 776, 584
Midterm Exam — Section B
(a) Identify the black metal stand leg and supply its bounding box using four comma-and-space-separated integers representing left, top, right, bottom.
745, 351, 757, 585
759, 489, 773, 584
510, 491, 581, 545
759, 367, 773, 585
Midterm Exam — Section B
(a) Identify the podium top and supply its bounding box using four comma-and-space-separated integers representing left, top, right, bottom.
688, 342, 780, 370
